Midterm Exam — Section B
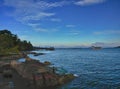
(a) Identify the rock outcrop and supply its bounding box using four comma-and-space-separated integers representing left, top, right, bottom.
10, 57, 75, 88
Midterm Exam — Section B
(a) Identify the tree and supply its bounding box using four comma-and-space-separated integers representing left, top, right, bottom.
0, 29, 33, 55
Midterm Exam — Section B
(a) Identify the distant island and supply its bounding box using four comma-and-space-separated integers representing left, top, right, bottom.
91, 46, 102, 50
115, 46, 120, 48
34, 47, 55, 51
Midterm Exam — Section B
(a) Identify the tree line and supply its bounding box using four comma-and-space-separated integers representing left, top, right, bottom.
0, 30, 33, 55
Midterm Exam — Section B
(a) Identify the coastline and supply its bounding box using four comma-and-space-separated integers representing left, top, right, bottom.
0, 52, 75, 89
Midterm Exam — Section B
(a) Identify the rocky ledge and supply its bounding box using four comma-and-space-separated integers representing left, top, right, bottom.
10, 57, 75, 89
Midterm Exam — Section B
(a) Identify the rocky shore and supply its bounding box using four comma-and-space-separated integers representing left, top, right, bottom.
0, 51, 44, 61
0, 53, 75, 89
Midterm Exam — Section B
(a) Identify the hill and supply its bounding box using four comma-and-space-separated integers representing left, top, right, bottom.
0, 30, 33, 56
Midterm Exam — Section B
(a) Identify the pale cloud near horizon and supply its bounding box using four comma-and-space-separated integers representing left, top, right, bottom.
35, 28, 59, 32
75, 0, 106, 6
19, 35, 29, 41
91, 42, 120, 47
33, 42, 120, 48
94, 30, 120, 35
27, 23, 59, 32
68, 29, 81, 35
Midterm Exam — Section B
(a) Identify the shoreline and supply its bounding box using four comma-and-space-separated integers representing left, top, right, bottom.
0, 52, 75, 89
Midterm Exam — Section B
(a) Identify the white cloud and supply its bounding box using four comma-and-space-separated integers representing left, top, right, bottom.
50, 18, 61, 22
27, 23, 40, 28
20, 12, 55, 23
91, 42, 104, 46
94, 30, 120, 35
66, 25, 75, 28
75, 0, 106, 6
19, 35, 29, 40
69, 29, 81, 35
26, 22, 59, 33
3, 0, 67, 18
4, 0, 68, 10
35, 27, 59, 32
3, 0, 68, 32
35, 28, 49, 32
72, 32, 80, 35
3, 0, 108, 33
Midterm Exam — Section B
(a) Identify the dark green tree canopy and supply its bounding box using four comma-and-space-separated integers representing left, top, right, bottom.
0, 30, 12, 35
0, 29, 33, 55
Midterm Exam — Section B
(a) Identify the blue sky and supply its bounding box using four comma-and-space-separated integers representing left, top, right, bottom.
0, 0, 120, 47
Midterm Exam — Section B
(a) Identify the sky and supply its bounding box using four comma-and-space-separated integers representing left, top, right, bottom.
0, 0, 120, 48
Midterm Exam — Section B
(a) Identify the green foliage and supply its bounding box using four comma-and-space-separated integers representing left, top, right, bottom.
0, 29, 33, 55
0, 46, 19, 55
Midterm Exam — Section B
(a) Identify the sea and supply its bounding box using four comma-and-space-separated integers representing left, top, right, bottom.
19, 48, 120, 89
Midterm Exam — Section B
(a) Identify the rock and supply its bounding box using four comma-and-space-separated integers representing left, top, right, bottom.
26, 52, 44, 56
9, 57, 75, 88
44, 61, 51, 65
0, 82, 10, 89
25, 56, 32, 61
34, 53, 44, 56
3, 69, 13, 78
10, 60, 20, 67
58, 74, 75, 85
34, 73, 59, 88
0, 54, 24, 60
1, 64, 13, 78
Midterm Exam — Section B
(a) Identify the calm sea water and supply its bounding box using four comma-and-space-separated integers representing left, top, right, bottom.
20, 48, 120, 89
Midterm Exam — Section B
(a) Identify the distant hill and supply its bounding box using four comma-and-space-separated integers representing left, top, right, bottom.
115, 46, 120, 48
34, 47, 55, 50
91, 46, 102, 50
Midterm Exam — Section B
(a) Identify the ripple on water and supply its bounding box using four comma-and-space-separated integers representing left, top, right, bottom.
21, 48, 120, 89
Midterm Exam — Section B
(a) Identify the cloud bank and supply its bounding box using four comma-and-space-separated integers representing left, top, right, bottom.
75, 0, 106, 6
94, 30, 120, 35
3, 0, 68, 32
3, 0, 107, 32
91, 42, 120, 47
